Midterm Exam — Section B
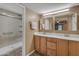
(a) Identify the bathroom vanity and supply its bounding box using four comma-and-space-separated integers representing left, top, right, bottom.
33, 32, 79, 56
32, 5, 79, 56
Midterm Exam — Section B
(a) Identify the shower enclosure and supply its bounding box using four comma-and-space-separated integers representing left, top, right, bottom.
0, 9, 22, 56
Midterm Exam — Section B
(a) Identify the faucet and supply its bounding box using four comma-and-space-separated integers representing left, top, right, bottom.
42, 32, 47, 34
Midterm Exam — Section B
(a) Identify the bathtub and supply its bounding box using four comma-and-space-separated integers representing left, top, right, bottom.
0, 32, 22, 48
0, 41, 22, 56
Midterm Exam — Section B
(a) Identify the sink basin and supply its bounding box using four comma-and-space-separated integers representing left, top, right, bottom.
38, 32, 50, 35
64, 34, 70, 37
38, 32, 64, 37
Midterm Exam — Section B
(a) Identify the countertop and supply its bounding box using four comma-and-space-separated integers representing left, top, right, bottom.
34, 32, 79, 41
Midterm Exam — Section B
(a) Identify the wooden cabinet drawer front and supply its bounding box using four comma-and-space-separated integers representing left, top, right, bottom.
47, 42, 56, 50
47, 48, 56, 56
47, 38, 57, 43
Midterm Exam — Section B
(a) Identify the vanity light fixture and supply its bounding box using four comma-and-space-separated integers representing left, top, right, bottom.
43, 8, 69, 16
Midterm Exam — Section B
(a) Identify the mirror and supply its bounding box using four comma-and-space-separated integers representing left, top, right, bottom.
55, 16, 68, 32
44, 17, 53, 31
39, 17, 53, 32
54, 13, 78, 33
44, 18, 50, 30
70, 13, 77, 31
39, 12, 78, 34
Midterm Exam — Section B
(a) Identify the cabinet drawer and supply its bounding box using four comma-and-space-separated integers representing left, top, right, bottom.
47, 48, 56, 56
47, 42, 56, 50
47, 38, 57, 43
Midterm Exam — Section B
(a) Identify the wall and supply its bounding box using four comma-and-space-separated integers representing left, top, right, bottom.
25, 7, 40, 54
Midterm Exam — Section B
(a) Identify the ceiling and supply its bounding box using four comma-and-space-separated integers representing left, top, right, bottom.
0, 3, 78, 15
0, 3, 24, 15
24, 3, 78, 14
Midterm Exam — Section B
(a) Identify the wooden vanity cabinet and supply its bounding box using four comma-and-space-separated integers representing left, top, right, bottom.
47, 38, 69, 56
40, 36, 47, 55
47, 38, 57, 56
69, 40, 79, 56
34, 35, 47, 55
34, 35, 40, 53
34, 35, 79, 56
57, 39, 69, 56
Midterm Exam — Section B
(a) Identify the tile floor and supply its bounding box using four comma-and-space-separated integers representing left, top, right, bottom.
30, 52, 42, 56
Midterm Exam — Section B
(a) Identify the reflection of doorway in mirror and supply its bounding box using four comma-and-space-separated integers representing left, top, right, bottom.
71, 13, 77, 31
44, 19, 50, 30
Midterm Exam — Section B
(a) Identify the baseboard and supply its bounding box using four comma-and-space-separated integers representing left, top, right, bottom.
26, 50, 35, 56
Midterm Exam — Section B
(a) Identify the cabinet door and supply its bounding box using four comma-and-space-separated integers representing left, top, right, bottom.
47, 48, 56, 56
34, 35, 40, 52
47, 38, 57, 56
40, 37, 47, 55
57, 39, 69, 56
69, 41, 79, 56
